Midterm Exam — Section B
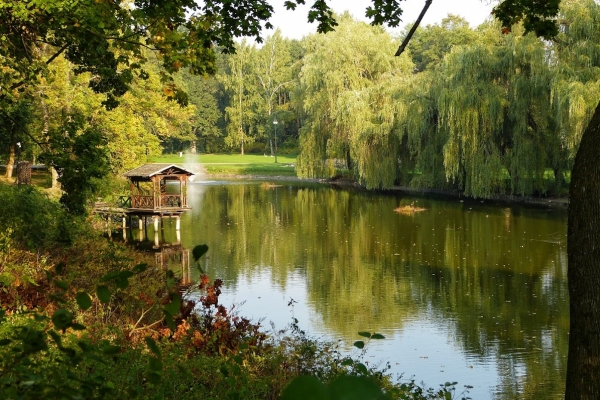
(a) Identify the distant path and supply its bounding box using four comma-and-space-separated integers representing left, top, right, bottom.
178, 163, 208, 176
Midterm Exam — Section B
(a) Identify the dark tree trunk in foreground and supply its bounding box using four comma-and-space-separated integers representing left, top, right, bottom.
566, 101, 600, 399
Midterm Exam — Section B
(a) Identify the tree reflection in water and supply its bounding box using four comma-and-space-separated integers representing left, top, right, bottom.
178, 182, 567, 400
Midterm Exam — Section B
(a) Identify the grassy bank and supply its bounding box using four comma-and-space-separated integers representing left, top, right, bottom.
151, 154, 298, 177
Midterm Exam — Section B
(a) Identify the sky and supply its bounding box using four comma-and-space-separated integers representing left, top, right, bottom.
266, 0, 497, 40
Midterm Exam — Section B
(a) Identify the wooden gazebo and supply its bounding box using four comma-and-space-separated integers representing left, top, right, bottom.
123, 164, 193, 213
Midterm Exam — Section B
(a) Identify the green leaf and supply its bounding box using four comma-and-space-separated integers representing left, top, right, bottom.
166, 270, 176, 290
76, 292, 92, 310
355, 363, 368, 375
48, 330, 63, 347
163, 293, 181, 316
33, 313, 47, 322
281, 376, 328, 400
51, 309, 73, 331
118, 271, 134, 279
0, 338, 12, 346
55, 262, 65, 275
101, 271, 121, 282
53, 279, 69, 291
145, 337, 161, 358
115, 277, 129, 290
358, 331, 371, 338
219, 363, 229, 377
353, 340, 365, 349
96, 285, 111, 303
148, 356, 162, 372
101, 344, 122, 355
341, 358, 354, 366
70, 323, 86, 331
77, 341, 93, 352
192, 244, 209, 261
329, 376, 383, 399
233, 355, 243, 365
132, 263, 148, 274
164, 315, 176, 331
146, 371, 161, 384
371, 333, 385, 340
50, 294, 67, 304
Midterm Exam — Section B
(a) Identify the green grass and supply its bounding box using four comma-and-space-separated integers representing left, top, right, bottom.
151, 153, 298, 177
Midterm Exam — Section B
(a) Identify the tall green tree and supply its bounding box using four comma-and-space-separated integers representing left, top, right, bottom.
183, 71, 223, 153
407, 14, 479, 72
254, 30, 294, 158
219, 41, 261, 154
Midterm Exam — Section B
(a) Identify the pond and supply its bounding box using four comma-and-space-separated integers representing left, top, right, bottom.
142, 180, 568, 400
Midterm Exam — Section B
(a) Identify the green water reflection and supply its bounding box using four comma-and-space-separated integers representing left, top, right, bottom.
175, 181, 567, 399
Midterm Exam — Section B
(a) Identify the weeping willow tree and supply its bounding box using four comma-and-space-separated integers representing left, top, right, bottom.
296, 14, 415, 189
293, 1, 599, 198
437, 23, 555, 198
551, 0, 600, 182
400, 17, 480, 191
499, 30, 555, 196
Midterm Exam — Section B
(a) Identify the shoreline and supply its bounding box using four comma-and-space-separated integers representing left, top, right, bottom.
206, 173, 569, 210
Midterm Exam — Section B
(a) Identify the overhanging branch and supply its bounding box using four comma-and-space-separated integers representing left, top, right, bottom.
394, 0, 432, 57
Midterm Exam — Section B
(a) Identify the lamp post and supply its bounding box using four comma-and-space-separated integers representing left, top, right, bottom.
273, 117, 278, 164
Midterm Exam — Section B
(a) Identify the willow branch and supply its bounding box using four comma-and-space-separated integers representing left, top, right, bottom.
395, 0, 432, 57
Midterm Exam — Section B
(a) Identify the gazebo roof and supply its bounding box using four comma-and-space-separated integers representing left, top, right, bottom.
124, 164, 194, 180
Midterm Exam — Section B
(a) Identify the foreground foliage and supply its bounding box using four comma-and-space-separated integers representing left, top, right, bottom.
0, 185, 466, 399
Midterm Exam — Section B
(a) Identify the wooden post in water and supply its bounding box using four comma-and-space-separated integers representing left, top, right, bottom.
175, 216, 181, 230
154, 230, 160, 248
153, 216, 160, 232
138, 217, 143, 231
122, 216, 126, 229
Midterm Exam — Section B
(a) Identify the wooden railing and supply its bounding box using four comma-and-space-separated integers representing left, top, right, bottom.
132, 195, 154, 209
161, 195, 181, 207
117, 196, 132, 208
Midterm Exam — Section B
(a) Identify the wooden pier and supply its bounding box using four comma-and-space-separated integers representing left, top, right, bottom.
95, 163, 194, 231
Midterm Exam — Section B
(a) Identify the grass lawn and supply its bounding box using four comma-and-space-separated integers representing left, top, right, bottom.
0, 167, 52, 188
150, 153, 298, 176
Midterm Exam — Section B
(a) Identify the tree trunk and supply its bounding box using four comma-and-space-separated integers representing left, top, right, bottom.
51, 167, 59, 189
566, 101, 600, 399
5, 140, 15, 179
40, 91, 60, 190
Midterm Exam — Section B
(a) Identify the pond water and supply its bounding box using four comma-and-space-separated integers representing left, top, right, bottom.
146, 180, 568, 399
